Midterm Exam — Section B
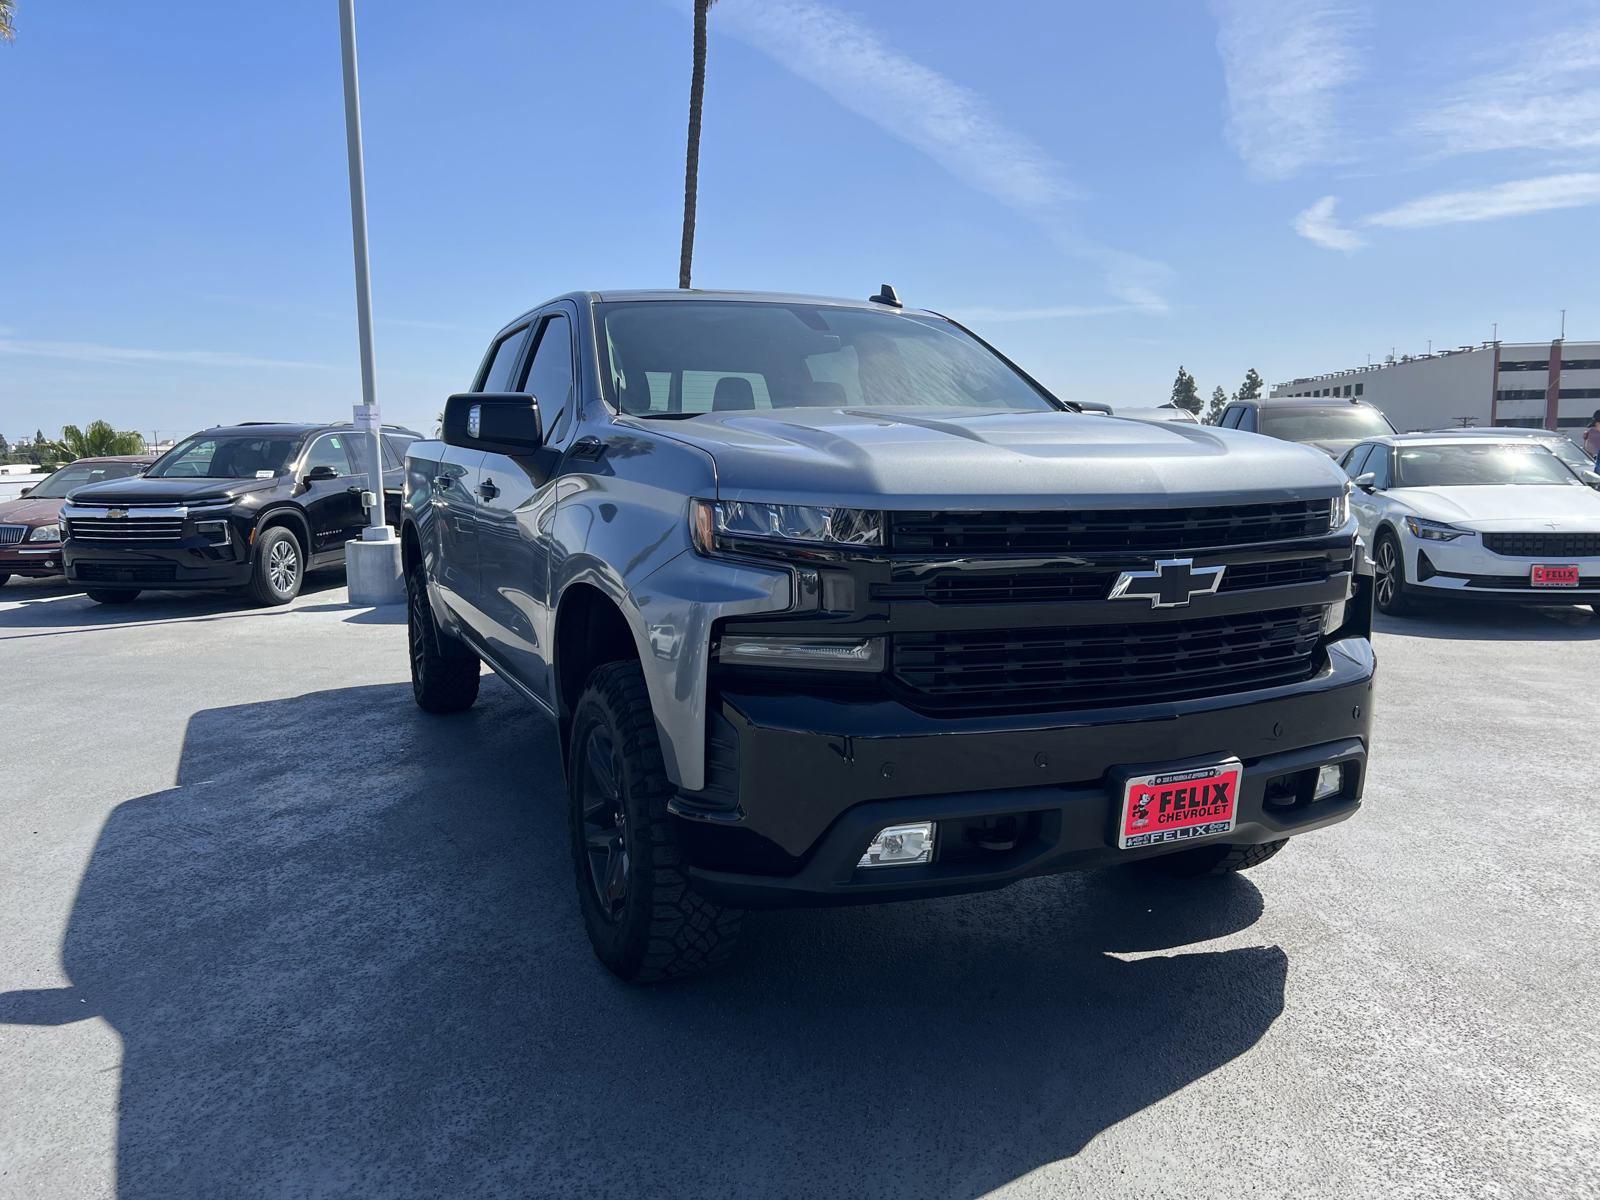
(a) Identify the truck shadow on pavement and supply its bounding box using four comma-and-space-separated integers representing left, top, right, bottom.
0, 681, 1286, 1199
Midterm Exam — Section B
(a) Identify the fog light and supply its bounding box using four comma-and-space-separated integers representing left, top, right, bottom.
196, 520, 230, 546
858, 822, 935, 869
1314, 764, 1343, 801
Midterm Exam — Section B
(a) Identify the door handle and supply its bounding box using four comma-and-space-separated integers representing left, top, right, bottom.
432, 475, 451, 491
477, 478, 500, 501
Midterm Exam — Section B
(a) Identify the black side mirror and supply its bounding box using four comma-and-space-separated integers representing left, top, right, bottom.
443, 392, 544, 454
18, 486, 32, 497
304, 464, 340, 484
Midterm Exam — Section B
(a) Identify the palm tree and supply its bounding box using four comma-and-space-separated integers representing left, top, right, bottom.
47, 421, 147, 462
0, 0, 15, 42
678, 0, 717, 289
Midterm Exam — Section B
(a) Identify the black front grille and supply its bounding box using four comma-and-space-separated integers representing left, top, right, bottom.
889, 500, 1335, 556
1482, 532, 1600, 558
891, 606, 1324, 713
74, 562, 177, 583
875, 553, 1350, 607
66, 516, 186, 543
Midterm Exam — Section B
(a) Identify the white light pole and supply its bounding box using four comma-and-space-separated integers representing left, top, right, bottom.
338, 0, 404, 604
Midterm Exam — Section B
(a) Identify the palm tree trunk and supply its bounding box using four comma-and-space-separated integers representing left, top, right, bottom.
678, 0, 712, 289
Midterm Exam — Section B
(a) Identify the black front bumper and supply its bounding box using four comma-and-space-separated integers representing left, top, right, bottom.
63, 540, 253, 590
674, 637, 1376, 907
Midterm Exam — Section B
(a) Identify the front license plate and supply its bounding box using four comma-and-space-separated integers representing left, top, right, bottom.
1119, 759, 1242, 850
1531, 564, 1580, 588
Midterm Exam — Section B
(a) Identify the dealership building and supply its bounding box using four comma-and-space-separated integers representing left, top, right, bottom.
1269, 338, 1600, 434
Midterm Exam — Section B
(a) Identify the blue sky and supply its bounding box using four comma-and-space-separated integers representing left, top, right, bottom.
2, 0, 1598, 442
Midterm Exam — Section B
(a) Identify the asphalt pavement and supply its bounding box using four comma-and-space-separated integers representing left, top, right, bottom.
1, 573, 1596, 1199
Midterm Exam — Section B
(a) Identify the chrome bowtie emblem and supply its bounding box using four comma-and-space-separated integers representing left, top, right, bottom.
1108, 558, 1226, 608
107, 508, 129, 519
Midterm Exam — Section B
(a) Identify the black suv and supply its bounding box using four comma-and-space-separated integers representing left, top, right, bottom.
1216, 397, 1396, 459
61, 422, 420, 606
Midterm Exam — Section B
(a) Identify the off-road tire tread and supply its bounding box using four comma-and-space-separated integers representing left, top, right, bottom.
1158, 837, 1289, 877
407, 564, 480, 713
571, 659, 743, 983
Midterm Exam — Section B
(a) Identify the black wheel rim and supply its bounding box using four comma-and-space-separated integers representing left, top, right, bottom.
1375, 540, 1397, 606
579, 726, 629, 919
407, 574, 427, 679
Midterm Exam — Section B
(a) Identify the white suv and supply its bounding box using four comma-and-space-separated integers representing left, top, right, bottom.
1341, 434, 1600, 614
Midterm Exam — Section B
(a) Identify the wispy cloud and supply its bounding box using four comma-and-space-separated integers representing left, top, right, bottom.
0, 338, 336, 371
1293, 196, 1364, 251
1364, 172, 1600, 229
1295, 172, 1600, 249
1211, 0, 1366, 179
710, 0, 1169, 311
1412, 24, 1600, 157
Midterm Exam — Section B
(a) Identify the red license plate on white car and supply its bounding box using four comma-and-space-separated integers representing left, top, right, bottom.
1531, 564, 1580, 588
1118, 759, 1242, 850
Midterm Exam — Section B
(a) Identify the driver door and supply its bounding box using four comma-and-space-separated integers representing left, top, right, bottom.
297, 433, 365, 564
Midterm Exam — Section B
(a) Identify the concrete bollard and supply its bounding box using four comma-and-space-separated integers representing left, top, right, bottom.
345, 527, 404, 606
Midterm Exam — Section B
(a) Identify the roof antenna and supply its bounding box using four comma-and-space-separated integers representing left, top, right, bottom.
869, 283, 902, 308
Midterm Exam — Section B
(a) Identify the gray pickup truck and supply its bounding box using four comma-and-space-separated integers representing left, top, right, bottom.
402, 289, 1375, 982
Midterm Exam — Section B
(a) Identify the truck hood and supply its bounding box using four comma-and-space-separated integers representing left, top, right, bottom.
0, 495, 64, 526
642, 407, 1348, 509
1391, 484, 1600, 531
65, 474, 279, 506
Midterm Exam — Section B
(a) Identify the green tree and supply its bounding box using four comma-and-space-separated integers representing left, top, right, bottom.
1170, 366, 1201, 413
0, 433, 10, 461
44, 420, 147, 462
0, 0, 14, 43
1237, 367, 1265, 402
1206, 385, 1229, 424
678, 0, 719, 289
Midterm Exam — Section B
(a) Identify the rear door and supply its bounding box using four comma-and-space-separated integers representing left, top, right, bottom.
471, 306, 579, 701
297, 432, 366, 563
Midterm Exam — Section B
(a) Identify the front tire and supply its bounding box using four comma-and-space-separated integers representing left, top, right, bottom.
248, 526, 303, 606
1153, 838, 1288, 878
569, 659, 743, 983
85, 587, 140, 605
0, 573, 10, 588
406, 561, 480, 713
1373, 529, 1417, 616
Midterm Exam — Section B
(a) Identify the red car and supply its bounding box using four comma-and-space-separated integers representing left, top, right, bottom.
0, 455, 157, 586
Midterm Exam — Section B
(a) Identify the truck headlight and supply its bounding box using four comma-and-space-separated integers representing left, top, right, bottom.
1404, 516, 1468, 541
1330, 487, 1349, 530
691, 499, 883, 557
28, 524, 61, 542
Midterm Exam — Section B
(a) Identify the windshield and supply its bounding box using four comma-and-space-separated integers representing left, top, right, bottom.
146, 433, 300, 479
1394, 443, 1578, 487
1259, 406, 1394, 443
596, 301, 1058, 416
29, 460, 146, 499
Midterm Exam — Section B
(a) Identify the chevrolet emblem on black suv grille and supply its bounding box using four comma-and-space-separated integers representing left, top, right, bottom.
1108, 558, 1226, 608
